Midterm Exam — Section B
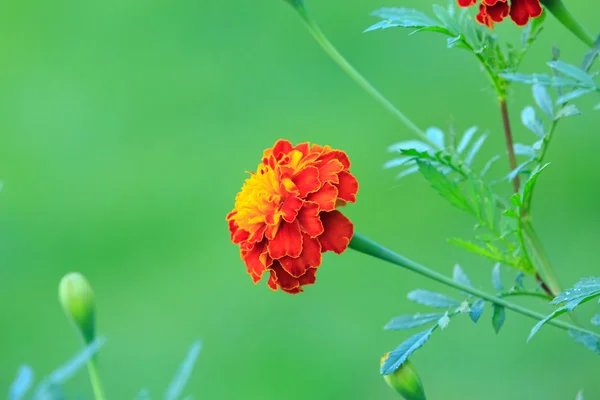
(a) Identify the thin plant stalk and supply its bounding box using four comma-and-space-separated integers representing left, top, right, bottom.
349, 233, 599, 338
87, 360, 106, 400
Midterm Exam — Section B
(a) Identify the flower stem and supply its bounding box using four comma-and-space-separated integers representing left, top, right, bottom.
349, 232, 599, 338
288, 2, 428, 142
499, 98, 521, 193
540, 0, 595, 48
87, 359, 106, 400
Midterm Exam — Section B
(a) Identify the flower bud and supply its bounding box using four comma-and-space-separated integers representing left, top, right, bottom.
380, 353, 427, 400
58, 272, 95, 344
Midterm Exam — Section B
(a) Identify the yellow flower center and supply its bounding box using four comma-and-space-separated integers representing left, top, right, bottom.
232, 164, 282, 235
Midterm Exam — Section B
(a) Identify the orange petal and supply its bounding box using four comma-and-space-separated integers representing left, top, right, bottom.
267, 221, 303, 259
267, 139, 293, 161
318, 149, 351, 169
297, 201, 325, 237
243, 242, 270, 283
270, 262, 301, 292
281, 195, 303, 223
279, 233, 322, 277
336, 171, 359, 203
318, 210, 354, 254
293, 166, 320, 197
267, 272, 278, 291
317, 159, 344, 184
306, 182, 338, 212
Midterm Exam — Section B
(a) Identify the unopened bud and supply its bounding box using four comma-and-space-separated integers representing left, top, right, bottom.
59, 272, 95, 344
380, 353, 427, 400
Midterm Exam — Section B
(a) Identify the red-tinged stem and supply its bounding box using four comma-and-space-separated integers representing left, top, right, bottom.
499, 98, 521, 193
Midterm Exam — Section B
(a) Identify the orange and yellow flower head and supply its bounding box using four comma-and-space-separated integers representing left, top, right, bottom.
227, 139, 359, 294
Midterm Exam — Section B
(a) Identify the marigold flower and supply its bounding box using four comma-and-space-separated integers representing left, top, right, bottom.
227, 139, 358, 294
458, 0, 542, 27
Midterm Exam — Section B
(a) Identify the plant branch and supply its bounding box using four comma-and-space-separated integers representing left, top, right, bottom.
499, 99, 521, 193
500, 290, 553, 301
289, 2, 428, 143
349, 232, 599, 338
88, 359, 106, 400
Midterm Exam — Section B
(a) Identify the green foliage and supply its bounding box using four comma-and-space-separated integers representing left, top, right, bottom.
165, 341, 203, 400
528, 278, 600, 344
9, 366, 34, 400
8, 337, 203, 400
492, 304, 506, 334
385, 313, 446, 330
568, 331, 600, 354
380, 328, 435, 375
407, 289, 461, 308
469, 299, 486, 323
29, 337, 106, 399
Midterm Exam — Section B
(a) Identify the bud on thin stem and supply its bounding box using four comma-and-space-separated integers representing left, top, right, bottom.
58, 272, 106, 400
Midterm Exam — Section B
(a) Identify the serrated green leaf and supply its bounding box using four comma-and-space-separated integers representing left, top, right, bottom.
503, 208, 518, 218
165, 340, 202, 400
396, 165, 420, 179
457, 126, 478, 154
366, 8, 441, 32
532, 84, 554, 118
500, 72, 581, 87
480, 155, 501, 177
555, 104, 582, 118
426, 127, 445, 149
33, 337, 106, 398
388, 140, 432, 154
492, 304, 506, 334
522, 163, 550, 210
551, 277, 600, 305
416, 160, 472, 213
568, 330, 600, 354
462, 16, 481, 50
407, 289, 461, 308
380, 327, 435, 375
432, 4, 461, 36
514, 271, 525, 290
528, 297, 586, 341
470, 299, 485, 323
385, 313, 445, 330
547, 61, 597, 87
449, 238, 501, 262
384, 157, 413, 169
521, 106, 545, 137
465, 133, 487, 165
492, 264, 504, 291
9, 365, 34, 400
581, 34, 600, 72
556, 88, 595, 105
513, 143, 536, 157
453, 264, 473, 288
507, 160, 533, 183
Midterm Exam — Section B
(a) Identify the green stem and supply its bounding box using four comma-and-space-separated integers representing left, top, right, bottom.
540, 0, 595, 48
500, 291, 553, 301
289, 2, 429, 143
87, 360, 106, 400
349, 232, 599, 338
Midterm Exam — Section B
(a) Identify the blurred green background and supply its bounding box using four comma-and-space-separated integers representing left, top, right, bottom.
1, 0, 599, 398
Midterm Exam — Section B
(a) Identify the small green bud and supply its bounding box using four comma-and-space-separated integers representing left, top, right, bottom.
380, 354, 427, 400
59, 272, 96, 344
